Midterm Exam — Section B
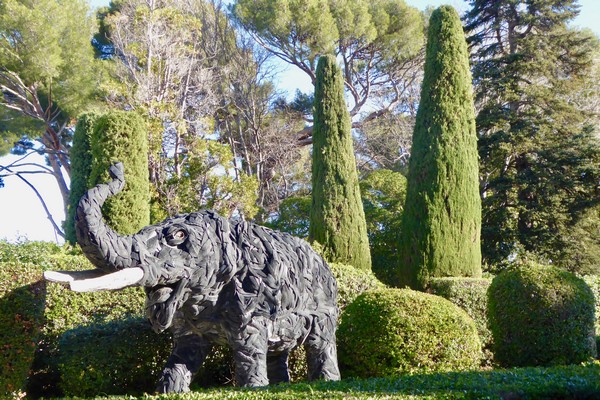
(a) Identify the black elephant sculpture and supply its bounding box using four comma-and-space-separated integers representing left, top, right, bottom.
45, 163, 340, 393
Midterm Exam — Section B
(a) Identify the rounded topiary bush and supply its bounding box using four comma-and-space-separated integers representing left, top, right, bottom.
488, 263, 597, 367
337, 288, 481, 378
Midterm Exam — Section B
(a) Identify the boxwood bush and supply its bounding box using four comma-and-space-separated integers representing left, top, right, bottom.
337, 288, 482, 378
428, 277, 492, 365
488, 263, 597, 367
0, 261, 45, 398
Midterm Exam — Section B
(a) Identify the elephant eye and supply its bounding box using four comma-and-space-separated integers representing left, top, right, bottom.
165, 225, 188, 246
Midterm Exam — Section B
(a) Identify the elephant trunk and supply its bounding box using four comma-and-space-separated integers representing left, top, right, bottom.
75, 162, 135, 272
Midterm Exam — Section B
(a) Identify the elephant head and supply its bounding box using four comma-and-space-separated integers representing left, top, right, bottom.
44, 163, 193, 293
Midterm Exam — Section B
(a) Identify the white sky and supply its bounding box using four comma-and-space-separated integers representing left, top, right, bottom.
1, 0, 598, 243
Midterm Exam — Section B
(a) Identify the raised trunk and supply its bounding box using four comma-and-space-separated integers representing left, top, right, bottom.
75, 162, 135, 272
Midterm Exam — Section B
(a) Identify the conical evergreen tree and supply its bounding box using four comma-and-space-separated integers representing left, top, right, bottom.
396, 6, 481, 289
465, 0, 600, 271
65, 112, 101, 244
309, 54, 371, 271
90, 110, 150, 235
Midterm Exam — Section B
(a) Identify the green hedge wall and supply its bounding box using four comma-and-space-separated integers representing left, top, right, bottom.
427, 277, 492, 365
0, 261, 45, 398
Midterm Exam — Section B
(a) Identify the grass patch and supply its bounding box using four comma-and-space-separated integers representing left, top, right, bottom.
59, 362, 600, 399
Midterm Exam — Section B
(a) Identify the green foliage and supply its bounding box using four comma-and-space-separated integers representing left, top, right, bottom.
396, 6, 481, 289
581, 275, 600, 356
557, 205, 600, 275
65, 112, 102, 244
233, 0, 425, 118
0, 261, 45, 398
55, 363, 600, 399
0, 0, 99, 116
234, 0, 338, 68
488, 263, 597, 367
330, 262, 386, 312
58, 318, 171, 397
265, 196, 312, 238
427, 277, 492, 365
0, 240, 63, 267
163, 136, 260, 220
338, 288, 482, 378
465, 0, 600, 270
360, 169, 406, 285
90, 110, 150, 234
309, 54, 371, 271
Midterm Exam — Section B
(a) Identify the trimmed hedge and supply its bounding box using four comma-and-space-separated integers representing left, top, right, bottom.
0, 261, 45, 398
330, 262, 386, 311
338, 288, 481, 378
581, 275, 600, 359
427, 277, 492, 365
488, 263, 597, 367
58, 318, 171, 396
53, 363, 600, 399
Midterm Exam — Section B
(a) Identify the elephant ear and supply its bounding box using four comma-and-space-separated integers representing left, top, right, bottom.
44, 268, 144, 292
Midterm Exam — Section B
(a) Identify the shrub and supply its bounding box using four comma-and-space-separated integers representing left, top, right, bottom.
337, 288, 481, 378
428, 277, 492, 365
330, 262, 386, 311
581, 275, 600, 359
17, 242, 386, 395
28, 251, 147, 398
488, 263, 597, 367
0, 240, 62, 268
58, 318, 171, 396
0, 261, 45, 398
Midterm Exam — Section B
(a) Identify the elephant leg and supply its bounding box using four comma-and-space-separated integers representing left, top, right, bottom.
305, 316, 341, 381
267, 351, 290, 384
156, 334, 212, 394
229, 320, 269, 387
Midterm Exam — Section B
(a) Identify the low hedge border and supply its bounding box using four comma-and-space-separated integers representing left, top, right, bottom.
59, 362, 600, 399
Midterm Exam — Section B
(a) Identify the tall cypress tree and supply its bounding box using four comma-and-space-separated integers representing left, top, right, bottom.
396, 6, 482, 289
309, 54, 371, 271
90, 110, 150, 235
65, 112, 101, 244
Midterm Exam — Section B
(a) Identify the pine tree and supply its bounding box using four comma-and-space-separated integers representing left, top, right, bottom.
65, 112, 101, 244
465, 0, 600, 270
396, 6, 482, 289
90, 110, 150, 234
309, 54, 371, 271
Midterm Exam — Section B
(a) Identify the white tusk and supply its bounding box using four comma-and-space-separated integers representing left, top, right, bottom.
69, 267, 145, 292
45, 268, 144, 292
44, 269, 107, 284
